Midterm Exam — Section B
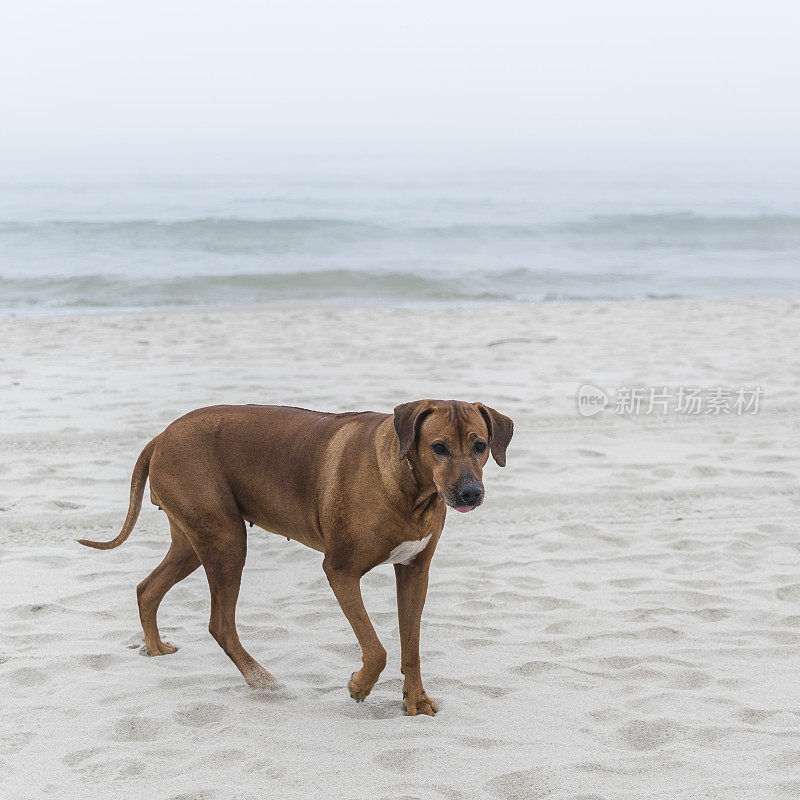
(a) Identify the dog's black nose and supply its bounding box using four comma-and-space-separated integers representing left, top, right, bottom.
457, 483, 483, 506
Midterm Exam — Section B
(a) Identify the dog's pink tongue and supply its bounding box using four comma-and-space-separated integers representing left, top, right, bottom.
455, 505, 474, 513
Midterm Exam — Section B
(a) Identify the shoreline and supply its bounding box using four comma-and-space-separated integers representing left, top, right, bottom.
1, 290, 797, 321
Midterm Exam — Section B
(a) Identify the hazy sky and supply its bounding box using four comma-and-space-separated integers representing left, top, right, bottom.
2, 0, 799, 175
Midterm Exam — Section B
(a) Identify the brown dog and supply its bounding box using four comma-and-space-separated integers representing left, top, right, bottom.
78, 399, 513, 716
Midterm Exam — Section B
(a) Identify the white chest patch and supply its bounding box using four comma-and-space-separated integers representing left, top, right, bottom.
382, 534, 432, 565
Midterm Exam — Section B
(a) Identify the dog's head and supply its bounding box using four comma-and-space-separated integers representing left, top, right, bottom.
393, 400, 513, 513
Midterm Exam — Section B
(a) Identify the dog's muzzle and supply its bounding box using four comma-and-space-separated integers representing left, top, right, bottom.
451, 482, 484, 513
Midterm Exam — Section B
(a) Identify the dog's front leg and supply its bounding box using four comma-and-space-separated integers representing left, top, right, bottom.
323, 559, 387, 702
395, 560, 439, 716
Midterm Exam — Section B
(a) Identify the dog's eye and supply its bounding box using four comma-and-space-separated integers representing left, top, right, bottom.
431, 442, 449, 456
474, 441, 487, 454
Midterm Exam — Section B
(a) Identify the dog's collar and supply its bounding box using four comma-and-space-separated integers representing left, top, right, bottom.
405, 457, 414, 473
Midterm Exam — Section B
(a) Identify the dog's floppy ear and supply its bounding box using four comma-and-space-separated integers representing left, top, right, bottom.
393, 400, 436, 460
475, 403, 514, 467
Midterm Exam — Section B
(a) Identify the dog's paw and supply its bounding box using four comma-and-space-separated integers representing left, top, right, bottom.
402, 688, 438, 717
348, 670, 375, 703
243, 663, 278, 689
145, 640, 178, 656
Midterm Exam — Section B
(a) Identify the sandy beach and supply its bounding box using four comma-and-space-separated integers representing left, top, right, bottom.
2, 295, 800, 800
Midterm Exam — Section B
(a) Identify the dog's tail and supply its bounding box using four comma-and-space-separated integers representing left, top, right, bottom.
77, 438, 157, 550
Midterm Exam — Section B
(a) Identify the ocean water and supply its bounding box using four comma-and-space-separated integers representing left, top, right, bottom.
1, 169, 799, 315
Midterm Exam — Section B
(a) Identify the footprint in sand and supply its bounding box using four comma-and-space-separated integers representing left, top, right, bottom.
200, 746, 246, 767
692, 465, 721, 477
6, 666, 49, 687
61, 747, 104, 767
510, 660, 560, 677
776, 584, 800, 602
617, 718, 679, 750
373, 747, 425, 774
246, 758, 283, 778
75, 653, 121, 671
484, 768, 553, 799
609, 577, 646, 588
738, 708, 774, 725
167, 793, 209, 800
378, 786, 465, 800
670, 669, 713, 690
457, 736, 498, 750
52, 499, 84, 509
9, 602, 61, 619
62, 746, 146, 777
174, 702, 229, 728
597, 656, 642, 670
110, 715, 162, 743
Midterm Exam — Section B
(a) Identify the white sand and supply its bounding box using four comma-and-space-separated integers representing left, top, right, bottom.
2, 296, 800, 800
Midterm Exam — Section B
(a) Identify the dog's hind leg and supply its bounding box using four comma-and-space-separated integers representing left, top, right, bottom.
182, 518, 277, 689
136, 518, 200, 656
